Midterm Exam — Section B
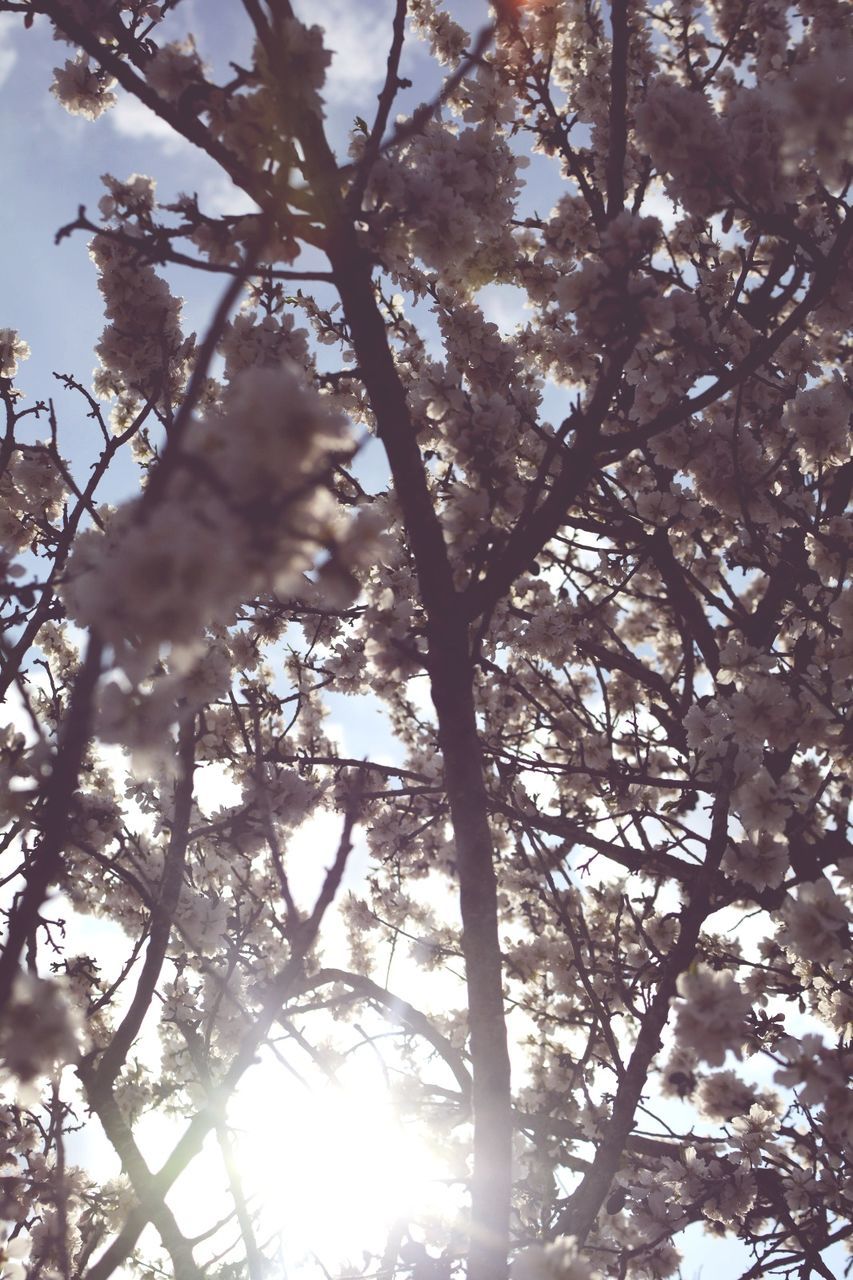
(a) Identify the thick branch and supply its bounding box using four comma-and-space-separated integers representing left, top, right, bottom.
286, 42, 513, 1278
605, 0, 629, 220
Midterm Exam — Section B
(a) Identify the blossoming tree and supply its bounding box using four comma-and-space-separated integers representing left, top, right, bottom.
0, 1, 851, 1278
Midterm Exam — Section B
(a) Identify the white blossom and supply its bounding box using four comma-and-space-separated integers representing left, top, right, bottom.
776, 879, 852, 967
783, 378, 852, 469
50, 55, 117, 119
145, 38, 206, 102
674, 965, 752, 1066
0, 329, 29, 380
511, 1237, 599, 1280
62, 364, 353, 682
0, 974, 86, 1095
723, 833, 788, 892
0, 1231, 29, 1280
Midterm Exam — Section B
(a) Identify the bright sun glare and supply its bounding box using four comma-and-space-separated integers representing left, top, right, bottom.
225, 1047, 463, 1274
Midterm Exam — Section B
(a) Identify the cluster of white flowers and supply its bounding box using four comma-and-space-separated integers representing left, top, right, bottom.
775, 1034, 853, 1151
722, 833, 788, 892
769, 35, 853, 187
0, 445, 67, 556
62, 364, 354, 678
219, 306, 311, 383
50, 54, 117, 120
697, 1069, 781, 1121
97, 171, 157, 221
555, 213, 666, 342
370, 118, 525, 286
89, 229, 193, 412
409, 0, 468, 64
636, 69, 820, 220
674, 965, 752, 1066
775, 879, 852, 968
145, 38, 207, 102
256, 18, 331, 115
728, 1104, 780, 1164
723, 84, 791, 212
634, 77, 729, 217
732, 768, 792, 838
511, 1236, 599, 1280
0, 329, 29, 380
0, 974, 86, 1099
201, 20, 330, 177
782, 378, 852, 469
0, 1229, 29, 1280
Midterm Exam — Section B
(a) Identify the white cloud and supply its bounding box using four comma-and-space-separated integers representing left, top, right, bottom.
109, 93, 189, 155
315, 0, 392, 108
478, 282, 529, 334
0, 14, 19, 88
202, 174, 259, 217
639, 177, 679, 232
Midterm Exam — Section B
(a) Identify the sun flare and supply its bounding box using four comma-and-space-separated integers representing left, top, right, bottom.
226, 1048, 464, 1273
